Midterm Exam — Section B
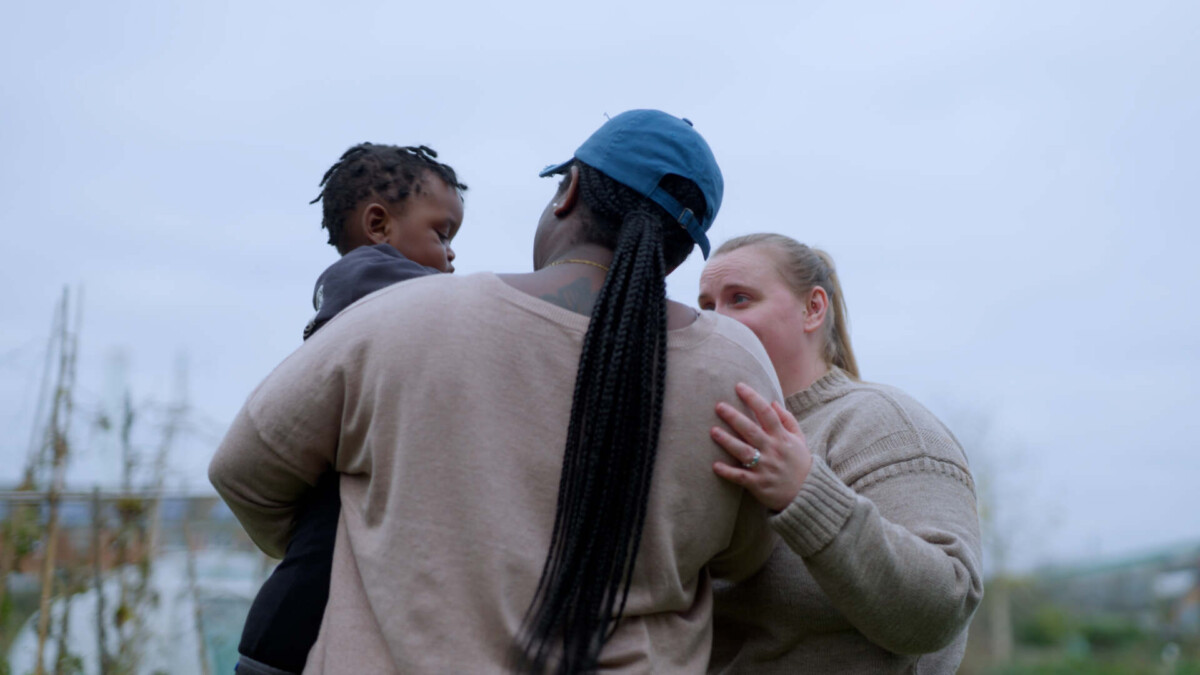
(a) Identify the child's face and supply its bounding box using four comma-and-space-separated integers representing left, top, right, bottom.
385, 175, 464, 273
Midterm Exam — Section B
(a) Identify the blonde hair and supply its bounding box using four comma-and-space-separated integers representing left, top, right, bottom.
713, 233, 860, 379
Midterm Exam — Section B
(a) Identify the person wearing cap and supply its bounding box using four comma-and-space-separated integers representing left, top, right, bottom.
210, 109, 783, 673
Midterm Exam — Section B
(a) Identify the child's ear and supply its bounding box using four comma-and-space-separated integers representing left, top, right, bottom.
362, 202, 391, 244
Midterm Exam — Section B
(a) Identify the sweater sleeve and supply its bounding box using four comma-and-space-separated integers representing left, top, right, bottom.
208, 341, 348, 558
769, 429, 984, 655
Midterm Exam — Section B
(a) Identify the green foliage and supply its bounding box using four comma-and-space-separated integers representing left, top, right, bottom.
0, 586, 40, 657
2, 505, 42, 560
55, 650, 84, 675
1078, 615, 1145, 650
983, 639, 1200, 674
1016, 606, 1074, 647
114, 497, 147, 520
991, 656, 1200, 674
993, 662, 1142, 674
114, 601, 131, 627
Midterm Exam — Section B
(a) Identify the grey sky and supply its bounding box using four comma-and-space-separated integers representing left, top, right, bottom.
2, 1, 1197, 571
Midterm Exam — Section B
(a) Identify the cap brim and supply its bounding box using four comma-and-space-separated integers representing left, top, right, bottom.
538, 159, 573, 178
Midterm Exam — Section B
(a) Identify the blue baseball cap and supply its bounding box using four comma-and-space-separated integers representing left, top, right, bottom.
539, 109, 724, 258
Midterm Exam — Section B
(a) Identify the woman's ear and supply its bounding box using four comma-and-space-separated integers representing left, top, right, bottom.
803, 286, 829, 333
361, 202, 391, 245
553, 165, 582, 217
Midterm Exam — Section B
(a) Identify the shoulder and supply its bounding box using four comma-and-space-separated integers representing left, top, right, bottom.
705, 311, 771, 359
834, 380, 948, 436
677, 311, 783, 400
359, 271, 486, 310
322, 273, 491, 339
808, 378, 971, 489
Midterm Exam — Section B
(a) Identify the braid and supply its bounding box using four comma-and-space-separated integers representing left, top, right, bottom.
309, 143, 467, 250
517, 163, 705, 673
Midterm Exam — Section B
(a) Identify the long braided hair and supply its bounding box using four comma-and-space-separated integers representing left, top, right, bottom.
517, 162, 704, 673
309, 143, 467, 252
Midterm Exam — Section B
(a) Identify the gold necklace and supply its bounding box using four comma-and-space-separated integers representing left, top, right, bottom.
546, 258, 611, 272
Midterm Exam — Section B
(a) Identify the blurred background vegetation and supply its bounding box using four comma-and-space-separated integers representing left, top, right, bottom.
962, 552, 1200, 674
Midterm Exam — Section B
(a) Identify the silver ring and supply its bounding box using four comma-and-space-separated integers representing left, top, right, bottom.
743, 449, 761, 469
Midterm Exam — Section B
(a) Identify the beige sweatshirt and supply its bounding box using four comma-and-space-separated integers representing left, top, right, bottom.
710, 367, 984, 674
209, 272, 782, 674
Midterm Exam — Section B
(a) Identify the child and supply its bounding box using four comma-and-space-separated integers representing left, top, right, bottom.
235, 143, 467, 675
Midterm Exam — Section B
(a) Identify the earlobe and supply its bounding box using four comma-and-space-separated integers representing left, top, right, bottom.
553, 166, 581, 217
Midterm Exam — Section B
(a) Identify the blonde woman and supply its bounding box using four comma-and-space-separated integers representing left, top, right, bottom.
698, 233, 983, 674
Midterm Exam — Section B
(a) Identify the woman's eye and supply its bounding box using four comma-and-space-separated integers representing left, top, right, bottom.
731, 293, 751, 305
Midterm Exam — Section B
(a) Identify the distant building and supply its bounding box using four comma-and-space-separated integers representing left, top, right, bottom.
1033, 540, 1200, 637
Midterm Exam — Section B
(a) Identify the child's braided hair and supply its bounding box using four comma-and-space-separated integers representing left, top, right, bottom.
311, 143, 467, 251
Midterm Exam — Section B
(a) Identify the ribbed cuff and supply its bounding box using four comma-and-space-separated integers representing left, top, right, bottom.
769, 455, 857, 557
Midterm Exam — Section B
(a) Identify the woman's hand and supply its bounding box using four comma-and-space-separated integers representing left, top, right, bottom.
711, 382, 814, 512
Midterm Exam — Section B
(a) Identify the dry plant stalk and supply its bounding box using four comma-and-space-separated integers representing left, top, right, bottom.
35, 288, 80, 675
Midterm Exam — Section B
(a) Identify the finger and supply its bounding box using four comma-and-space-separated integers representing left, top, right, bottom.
711, 427, 761, 466
712, 460, 756, 488
736, 383, 783, 435
773, 401, 802, 434
715, 402, 767, 447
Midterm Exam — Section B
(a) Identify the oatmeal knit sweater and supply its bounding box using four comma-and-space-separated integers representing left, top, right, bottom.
210, 272, 782, 674
710, 367, 984, 674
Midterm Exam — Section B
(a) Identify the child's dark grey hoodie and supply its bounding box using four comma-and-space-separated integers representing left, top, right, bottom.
303, 243, 441, 339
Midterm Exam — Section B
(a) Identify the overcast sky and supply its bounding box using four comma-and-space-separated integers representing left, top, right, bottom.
2, 1, 1197, 572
